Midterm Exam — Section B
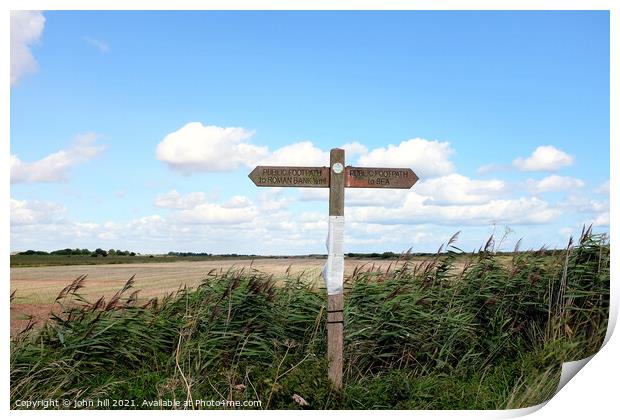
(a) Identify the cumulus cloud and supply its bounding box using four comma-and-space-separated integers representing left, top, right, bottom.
10, 194, 316, 254
298, 189, 329, 202
344, 223, 435, 247
222, 196, 253, 208
11, 133, 106, 183
298, 181, 559, 226
154, 189, 256, 222
258, 141, 329, 166
12, 186, 604, 255
297, 212, 328, 233
513, 145, 574, 172
559, 195, 609, 228
299, 188, 407, 208
560, 195, 608, 214
176, 203, 257, 225
357, 138, 455, 178
256, 188, 293, 211
157, 124, 461, 182
414, 174, 506, 205
156, 122, 268, 173
11, 213, 178, 252
12, 206, 285, 253
299, 173, 506, 207
11, 11, 45, 85
11, 199, 66, 225
525, 175, 585, 193
348, 194, 560, 226
347, 189, 409, 207
155, 190, 206, 210
340, 141, 368, 156
595, 180, 610, 195
591, 212, 610, 227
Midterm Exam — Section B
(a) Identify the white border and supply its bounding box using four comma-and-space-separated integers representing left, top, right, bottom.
3, 2, 617, 419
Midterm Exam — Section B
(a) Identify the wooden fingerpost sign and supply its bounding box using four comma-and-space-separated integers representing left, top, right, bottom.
249, 148, 418, 389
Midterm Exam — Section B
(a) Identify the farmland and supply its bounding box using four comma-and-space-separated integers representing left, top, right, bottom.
10, 232, 609, 410
10, 257, 412, 333
11, 253, 284, 267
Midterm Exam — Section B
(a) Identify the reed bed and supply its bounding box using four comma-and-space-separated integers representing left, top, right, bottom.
10, 229, 609, 409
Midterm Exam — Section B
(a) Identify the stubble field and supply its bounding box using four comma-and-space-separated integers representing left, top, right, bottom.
10, 258, 412, 334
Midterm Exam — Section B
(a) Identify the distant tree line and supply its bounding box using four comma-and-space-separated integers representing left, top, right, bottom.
167, 252, 213, 257
18, 248, 136, 257
346, 252, 400, 259
345, 249, 562, 258
16, 248, 561, 260
166, 252, 261, 258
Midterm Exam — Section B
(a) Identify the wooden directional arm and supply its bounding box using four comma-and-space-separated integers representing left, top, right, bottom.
248, 166, 330, 187
345, 166, 418, 189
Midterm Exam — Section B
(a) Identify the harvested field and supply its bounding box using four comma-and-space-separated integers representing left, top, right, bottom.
10, 258, 412, 334
10, 258, 413, 303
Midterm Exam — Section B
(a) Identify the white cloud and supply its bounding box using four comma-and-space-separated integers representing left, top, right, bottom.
11, 196, 307, 254
560, 195, 608, 214
344, 224, 434, 247
340, 142, 368, 156
256, 188, 293, 211
298, 189, 329, 202
10, 199, 66, 225
155, 190, 206, 210
10, 11, 45, 85
13, 187, 605, 255
128, 215, 167, 233
513, 145, 574, 172
155, 189, 256, 223
525, 175, 585, 193
300, 173, 506, 207
299, 211, 324, 223
347, 189, 409, 207
175, 201, 257, 225
156, 122, 268, 173
222, 196, 253, 208
11, 133, 106, 183
348, 194, 560, 226
595, 180, 610, 195
84, 36, 109, 53
299, 214, 328, 233
358, 138, 455, 178
157, 126, 458, 182
414, 174, 506, 205
298, 188, 409, 208
591, 212, 610, 227
547, 195, 610, 228
258, 141, 329, 166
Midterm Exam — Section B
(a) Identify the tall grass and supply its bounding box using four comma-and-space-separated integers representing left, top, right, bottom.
10, 230, 609, 409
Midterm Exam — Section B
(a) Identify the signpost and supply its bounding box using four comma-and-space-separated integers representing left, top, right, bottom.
249, 148, 418, 389
248, 166, 330, 187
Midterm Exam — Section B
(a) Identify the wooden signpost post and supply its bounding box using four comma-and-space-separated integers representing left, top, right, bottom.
249, 148, 418, 389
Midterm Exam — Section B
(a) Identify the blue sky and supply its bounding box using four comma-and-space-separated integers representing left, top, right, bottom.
10, 10, 609, 254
